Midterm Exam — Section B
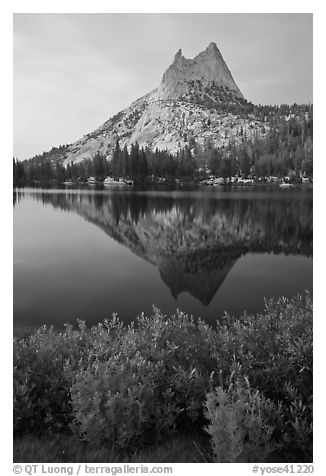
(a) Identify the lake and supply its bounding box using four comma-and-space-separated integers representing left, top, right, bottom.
13, 186, 313, 334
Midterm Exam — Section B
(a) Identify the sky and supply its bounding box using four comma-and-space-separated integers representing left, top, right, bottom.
13, 13, 313, 160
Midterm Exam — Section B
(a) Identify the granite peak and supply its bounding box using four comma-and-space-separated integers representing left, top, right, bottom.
53, 42, 266, 165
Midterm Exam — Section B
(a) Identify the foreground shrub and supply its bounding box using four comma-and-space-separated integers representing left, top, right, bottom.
210, 292, 313, 462
279, 383, 313, 462
13, 316, 125, 436
215, 292, 313, 404
14, 325, 80, 435
13, 293, 312, 461
204, 372, 282, 462
71, 354, 179, 450
71, 309, 218, 450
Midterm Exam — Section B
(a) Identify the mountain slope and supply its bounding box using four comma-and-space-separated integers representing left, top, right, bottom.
63, 42, 267, 164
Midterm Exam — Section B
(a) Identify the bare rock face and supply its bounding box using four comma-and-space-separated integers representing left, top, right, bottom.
155, 42, 243, 100
63, 43, 265, 164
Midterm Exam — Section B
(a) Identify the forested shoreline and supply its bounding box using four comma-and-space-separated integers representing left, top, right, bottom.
13, 104, 312, 185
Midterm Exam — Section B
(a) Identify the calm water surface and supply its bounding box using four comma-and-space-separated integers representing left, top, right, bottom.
13, 186, 313, 334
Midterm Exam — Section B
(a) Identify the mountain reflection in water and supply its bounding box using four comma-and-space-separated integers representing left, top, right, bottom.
14, 188, 312, 307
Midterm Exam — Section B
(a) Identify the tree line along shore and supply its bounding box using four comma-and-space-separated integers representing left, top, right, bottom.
13, 104, 312, 186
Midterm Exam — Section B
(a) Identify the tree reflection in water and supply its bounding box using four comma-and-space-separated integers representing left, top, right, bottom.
24, 188, 312, 305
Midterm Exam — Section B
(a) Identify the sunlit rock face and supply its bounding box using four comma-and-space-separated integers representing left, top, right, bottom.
62, 43, 267, 164
27, 191, 313, 306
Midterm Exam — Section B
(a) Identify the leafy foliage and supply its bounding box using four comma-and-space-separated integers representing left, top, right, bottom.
13, 294, 312, 461
204, 374, 282, 462
13, 322, 89, 435
214, 293, 313, 404
70, 309, 218, 450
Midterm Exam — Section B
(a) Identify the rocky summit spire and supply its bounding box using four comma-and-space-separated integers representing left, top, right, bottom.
174, 48, 183, 61
155, 42, 243, 100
